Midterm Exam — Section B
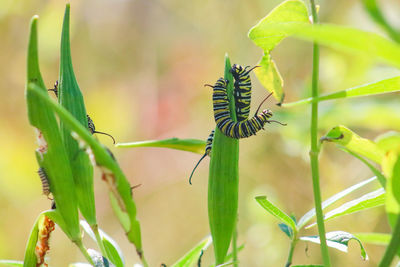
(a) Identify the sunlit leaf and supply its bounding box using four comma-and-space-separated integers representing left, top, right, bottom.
0, 261, 23, 267
306, 188, 385, 228
321, 125, 384, 164
116, 138, 206, 155
354, 232, 391, 246
297, 176, 378, 229
171, 236, 212, 267
283, 76, 400, 107
255, 196, 297, 233
300, 231, 368, 260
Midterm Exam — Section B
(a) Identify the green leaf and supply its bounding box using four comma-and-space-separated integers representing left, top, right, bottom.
22, 215, 39, 267
340, 148, 386, 188
247, 0, 308, 102
87, 249, 115, 267
254, 53, 284, 103
300, 231, 368, 260
208, 55, 239, 265
255, 196, 297, 233
282, 76, 400, 107
306, 188, 385, 228
171, 236, 212, 267
361, 0, 400, 43
278, 223, 293, 239
248, 0, 309, 52
26, 15, 80, 241
116, 138, 206, 154
249, 21, 400, 68
292, 265, 324, 267
0, 261, 23, 267
354, 232, 391, 246
26, 84, 146, 263
81, 220, 125, 267
297, 176, 378, 229
59, 4, 97, 226
321, 125, 384, 164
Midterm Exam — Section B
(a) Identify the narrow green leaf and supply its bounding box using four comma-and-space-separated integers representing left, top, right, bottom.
297, 176, 378, 229
255, 196, 297, 233
116, 138, 206, 154
300, 231, 368, 260
26, 15, 80, 241
321, 125, 384, 164
208, 55, 239, 265
27, 84, 146, 263
283, 76, 400, 107
306, 188, 385, 228
171, 236, 212, 267
354, 233, 391, 246
22, 216, 39, 267
361, 0, 400, 43
59, 3, 96, 226
249, 22, 400, 68
292, 265, 324, 267
0, 261, 23, 267
341, 148, 386, 188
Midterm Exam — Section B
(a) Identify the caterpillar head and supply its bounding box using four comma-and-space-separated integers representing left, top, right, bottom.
259, 109, 273, 122
230, 64, 244, 78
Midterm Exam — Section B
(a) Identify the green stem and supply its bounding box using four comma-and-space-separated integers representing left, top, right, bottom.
309, 1, 331, 266
379, 215, 400, 267
232, 228, 238, 267
74, 239, 94, 265
285, 238, 298, 267
91, 224, 108, 259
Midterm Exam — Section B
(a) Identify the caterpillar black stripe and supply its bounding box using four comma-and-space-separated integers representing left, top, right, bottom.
230, 64, 258, 122
38, 167, 51, 198
212, 78, 274, 139
48, 81, 116, 144
189, 130, 214, 185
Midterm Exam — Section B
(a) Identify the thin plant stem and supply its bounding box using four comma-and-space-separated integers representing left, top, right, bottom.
309, 0, 331, 266
232, 228, 238, 267
285, 238, 298, 267
74, 239, 94, 265
379, 215, 400, 267
91, 224, 108, 259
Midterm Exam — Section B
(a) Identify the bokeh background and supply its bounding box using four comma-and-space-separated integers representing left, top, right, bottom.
1, 0, 400, 266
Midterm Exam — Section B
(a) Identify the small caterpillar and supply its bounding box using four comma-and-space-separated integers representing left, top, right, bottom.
48, 80, 116, 144
37, 167, 51, 198
189, 130, 214, 184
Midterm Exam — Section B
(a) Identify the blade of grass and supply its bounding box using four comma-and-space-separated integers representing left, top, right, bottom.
208, 54, 239, 265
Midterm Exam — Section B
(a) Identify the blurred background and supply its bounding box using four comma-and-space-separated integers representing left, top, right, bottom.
1, 0, 400, 266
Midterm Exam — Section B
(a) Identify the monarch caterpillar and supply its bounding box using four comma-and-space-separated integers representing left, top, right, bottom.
48, 81, 116, 144
230, 64, 259, 122
211, 78, 282, 139
189, 130, 214, 184
37, 167, 51, 198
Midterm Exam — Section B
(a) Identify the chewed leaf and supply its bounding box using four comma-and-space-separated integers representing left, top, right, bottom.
306, 188, 385, 228
300, 231, 368, 260
254, 54, 284, 103
297, 176, 378, 229
321, 125, 384, 164
248, 0, 309, 52
255, 196, 297, 233
171, 236, 212, 267
116, 138, 206, 155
